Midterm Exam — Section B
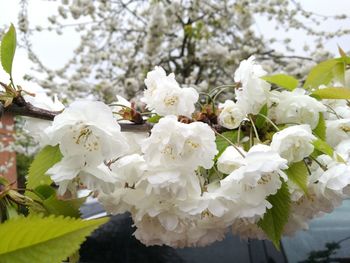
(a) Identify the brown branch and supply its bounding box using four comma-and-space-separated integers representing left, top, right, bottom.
2, 96, 152, 132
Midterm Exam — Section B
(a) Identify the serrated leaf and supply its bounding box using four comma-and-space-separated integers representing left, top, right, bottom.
304, 59, 344, 90
0, 214, 108, 263
255, 104, 268, 129
26, 145, 62, 199
258, 180, 291, 249
313, 138, 333, 157
215, 131, 238, 156
42, 195, 86, 218
1, 24, 16, 76
32, 185, 86, 218
284, 161, 308, 194
34, 185, 56, 200
262, 74, 299, 91
311, 87, 350, 99
313, 113, 326, 141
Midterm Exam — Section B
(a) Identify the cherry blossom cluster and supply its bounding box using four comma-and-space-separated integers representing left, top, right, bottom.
24, 57, 350, 247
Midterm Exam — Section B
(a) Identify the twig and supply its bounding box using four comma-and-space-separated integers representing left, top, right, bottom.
2, 96, 152, 133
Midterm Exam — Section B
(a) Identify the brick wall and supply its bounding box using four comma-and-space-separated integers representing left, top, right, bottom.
0, 113, 17, 187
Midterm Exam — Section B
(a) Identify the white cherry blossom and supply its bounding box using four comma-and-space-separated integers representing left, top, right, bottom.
141, 66, 199, 117
326, 118, 350, 147
45, 100, 128, 165
234, 56, 271, 115
271, 124, 316, 163
269, 88, 327, 129
217, 146, 246, 174
142, 116, 218, 170
218, 100, 246, 129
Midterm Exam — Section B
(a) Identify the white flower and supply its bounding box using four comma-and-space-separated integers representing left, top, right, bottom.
45, 100, 128, 165
234, 56, 267, 84
138, 169, 201, 200
284, 215, 310, 236
110, 154, 146, 186
285, 154, 350, 234
218, 144, 288, 219
183, 145, 287, 224
133, 214, 189, 247
232, 219, 266, 240
141, 66, 199, 117
186, 219, 227, 247
318, 162, 350, 196
234, 56, 271, 115
142, 116, 218, 170
218, 100, 246, 129
222, 144, 288, 186
271, 124, 316, 163
47, 156, 117, 195
269, 89, 326, 129
217, 146, 246, 174
333, 106, 350, 119
123, 132, 148, 155
326, 118, 350, 147
335, 139, 350, 163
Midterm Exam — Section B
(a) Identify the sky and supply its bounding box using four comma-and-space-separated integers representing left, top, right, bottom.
0, 0, 350, 87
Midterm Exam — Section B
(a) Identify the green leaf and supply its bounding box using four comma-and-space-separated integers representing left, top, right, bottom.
262, 74, 299, 91
32, 185, 86, 218
339, 56, 350, 65
26, 145, 62, 199
313, 113, 326, 141
0, 24, 17, 76
313, 139, 333, 157
147, 114, 162, 123
258, 180, 291, 249
34, 185, 56, 200
255, 104, 268, 129
333, 60, 346, 84
42, 195, 86, 218
215, 131, 238, 156
311, 87, 350, 99
284, 161, 308, 194
303, 59, 344, 90
0, 214, 108, 263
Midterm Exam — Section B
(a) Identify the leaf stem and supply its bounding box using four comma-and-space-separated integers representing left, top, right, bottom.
214, 130, 245, 157
249, 115, 261, 142
257, 113, 280, 131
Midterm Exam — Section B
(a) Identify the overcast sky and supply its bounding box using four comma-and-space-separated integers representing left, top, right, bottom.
0, 0, 350, 86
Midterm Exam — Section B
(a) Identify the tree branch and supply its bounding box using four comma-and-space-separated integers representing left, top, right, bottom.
2, 96, 152, 132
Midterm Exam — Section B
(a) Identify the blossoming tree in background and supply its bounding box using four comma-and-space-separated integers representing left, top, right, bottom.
1, 23, 350, 262
14, 0, 350, 100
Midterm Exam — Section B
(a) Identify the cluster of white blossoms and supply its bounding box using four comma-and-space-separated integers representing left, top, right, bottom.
25, 57, 350, 248
141, 66, 199, 117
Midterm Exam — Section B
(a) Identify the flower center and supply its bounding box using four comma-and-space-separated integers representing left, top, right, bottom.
340, 124, 350, 133
161, 145, 176, 159
186, 139, 200, 149
72, 125, 100, 152
164, 96, 179, 106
